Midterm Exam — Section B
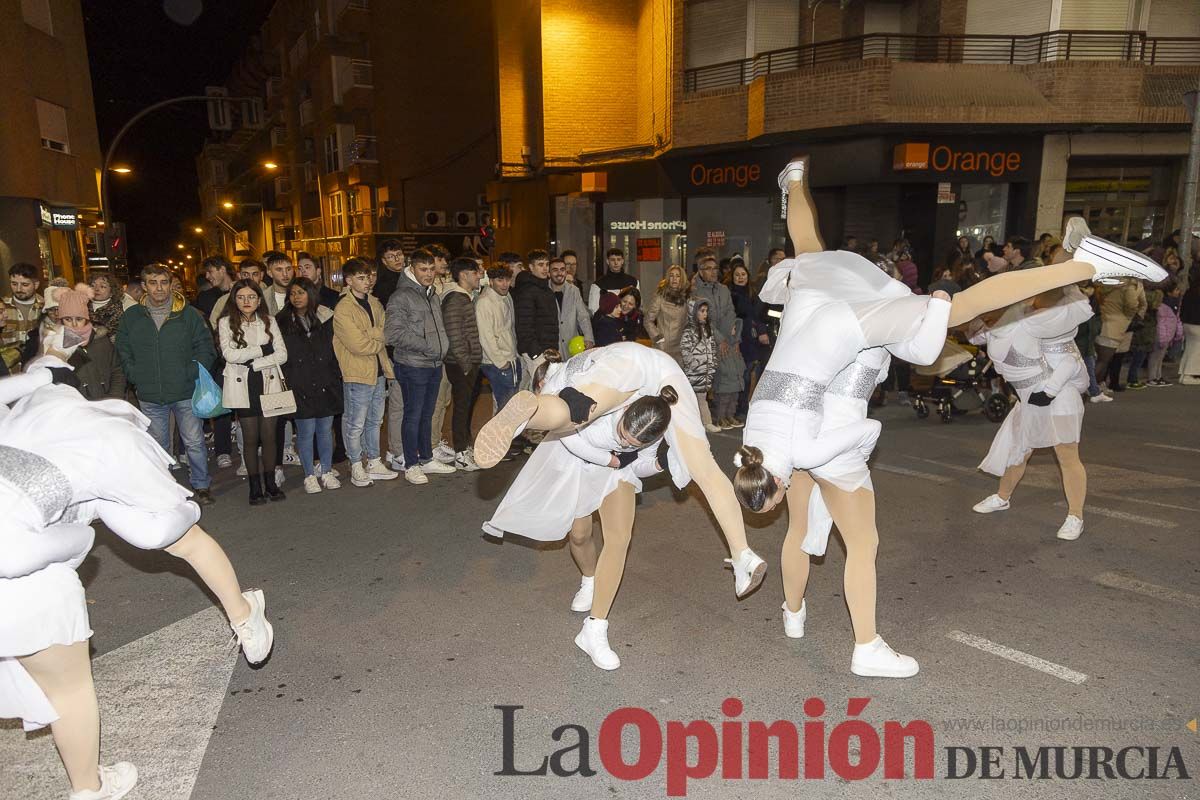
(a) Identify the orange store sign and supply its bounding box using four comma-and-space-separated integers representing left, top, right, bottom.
690, 162, 761, 188
893, 143, 1022, 178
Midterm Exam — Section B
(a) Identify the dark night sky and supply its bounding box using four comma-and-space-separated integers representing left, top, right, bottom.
82, 0, 274, 265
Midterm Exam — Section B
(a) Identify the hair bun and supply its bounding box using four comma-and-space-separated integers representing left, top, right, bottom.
541, 349, 564, 364
658, 385, 679, 406
737, 445, 763, 468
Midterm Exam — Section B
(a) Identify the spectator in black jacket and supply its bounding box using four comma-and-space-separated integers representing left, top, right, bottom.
297, 251, 342, 309
512, 249, 560, 388
372, 239, 407, 306
441, 257, 484, 471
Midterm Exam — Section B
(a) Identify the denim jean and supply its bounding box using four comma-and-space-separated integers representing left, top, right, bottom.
342, 377, 387, 464
1083, 354, 1101, 397
480, 362, 519, 413
143, 399, 210, 489
395, 363, 443, 466
295, 416, 334, 477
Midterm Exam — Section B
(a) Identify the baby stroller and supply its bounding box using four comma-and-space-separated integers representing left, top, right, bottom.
908, 339, 1010, 423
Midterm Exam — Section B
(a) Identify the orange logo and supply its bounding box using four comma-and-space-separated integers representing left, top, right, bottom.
894, 143, 1022, 177
893, 143, 930, 170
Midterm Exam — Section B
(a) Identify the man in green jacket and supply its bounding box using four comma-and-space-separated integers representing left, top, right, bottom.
115, 263, 218, 504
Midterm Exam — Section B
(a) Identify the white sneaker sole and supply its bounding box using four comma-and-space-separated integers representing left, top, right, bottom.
972, 500, 1010, 514
735, 558, 767, 598
570, 592, 593, 612
1077, 236, 1169, 284
474, 392, 539, 468
574, 633, 620, 670
851, 660, 920, 678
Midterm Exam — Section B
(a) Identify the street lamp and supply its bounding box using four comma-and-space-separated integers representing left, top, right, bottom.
110, 166, 132, 174
262, 161, 279, 170
222, 201, 235, 210
193, 226, 203, 234
176, 243, 185, 250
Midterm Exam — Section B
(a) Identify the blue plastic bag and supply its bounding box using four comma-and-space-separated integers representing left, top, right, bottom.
191, 360, 228, 418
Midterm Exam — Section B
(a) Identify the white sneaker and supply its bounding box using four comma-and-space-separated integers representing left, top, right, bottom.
1088, 392, 1114, 403
574, 617, 620, 670
421, 459, 456, 475
404, 465, 429, 485
704, 423, 724, 433
776, 156, 808, 190
387, 454, 407, 472
1061, 216, 1091, 253
283, 447, 300, 466
216, 454, 233, 469
1075, 236, 1169, 284
570, 576, 595, 612
972, 494, 1010, 514
274, 466, 286, 488
454, 450, 481, 471
320, 471, 341, 490
350, 462, 374, 487
365, 457, 399, 481
236, 460, 248, 477
474, 390, 539, 468
1056, 515, 1084, 541
69, 762, 138, 800
432, 441, 457, 464
782, 600, 806, 639
725, 547, 767, 598
303, 475, 322, 494
230, 589, 273, 665
850, 635, 919, 678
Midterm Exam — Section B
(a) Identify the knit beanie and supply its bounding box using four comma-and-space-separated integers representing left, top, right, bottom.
53, 284, 94, 320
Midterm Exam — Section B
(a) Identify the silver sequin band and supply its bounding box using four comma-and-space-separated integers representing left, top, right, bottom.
1042, 341, 1080, 356
754, 371, 825, 413
0, 444, 71, 525
827, 363, 882, 401
1003, 348, 1047, 369
1008, 368, 1053, 390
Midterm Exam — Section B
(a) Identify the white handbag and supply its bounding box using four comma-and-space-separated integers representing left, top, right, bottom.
260, 367, 296, 418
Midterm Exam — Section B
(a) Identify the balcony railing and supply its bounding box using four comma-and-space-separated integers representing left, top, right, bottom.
347, 134, 377, 165
683, 29, 1200, 92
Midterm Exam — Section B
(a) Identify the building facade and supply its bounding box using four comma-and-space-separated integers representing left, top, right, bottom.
489, 0, 1200, 287
197, 0, 496, 281
0, 0, 103, 284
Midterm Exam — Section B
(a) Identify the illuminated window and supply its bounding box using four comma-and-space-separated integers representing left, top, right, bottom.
328, 192, 346, 237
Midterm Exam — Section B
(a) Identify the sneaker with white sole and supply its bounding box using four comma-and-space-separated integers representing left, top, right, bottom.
216, 454, 233, 469
776, 156, 808, 190
69, 762, 138, 800
283, 448, 300, 466
230, 589, 274, 665
972, 494, 1010, 514
474, 390, 540, 468
1088, 392, 1114, 404
850, 635, 919, 678
1056, 515, 1084, 541
782, 601, 806, 639
570, 575, 595, 612
387, 454, 407, 472
421, 459, 456, 475
574, 617, 620, 670
303, 475, 322, 494
725, 547, 767, 598
320, 471, 341, 490
432, 441, 457, 464
1061, 216, 1090, 253
704, 423, 724, 433
350, 462, 374, 487
1074, 236, 1169, 285
365, 457, 399, 481
454, 450, 481, 471
404, 465, 429, 485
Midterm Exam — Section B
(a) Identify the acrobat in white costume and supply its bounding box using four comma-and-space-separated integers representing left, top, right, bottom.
0, 354, 274, 800
475, 342, 766, 670
735, 159, 1169, 679
970, 285, 1096, 540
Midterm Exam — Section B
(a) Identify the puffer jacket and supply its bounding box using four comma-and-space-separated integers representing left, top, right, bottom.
384, 269, 448, 368
115, 291, 216, 404
511, 270, 559, 356
441, 283, 482, 368
680, 300, 716, 392
1156, 301, 1184, 350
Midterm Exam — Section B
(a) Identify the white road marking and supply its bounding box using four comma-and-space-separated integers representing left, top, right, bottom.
901, 455, 979, 475
947, 630, 1088, 685
874, 463, 953, 484
1145, 443, 1200, 455
1093, 572, 1200, 610
0, 606, 238, 800
1054, 501, 1177, 529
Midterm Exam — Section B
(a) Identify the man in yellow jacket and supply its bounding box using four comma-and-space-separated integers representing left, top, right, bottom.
333, 257, 398, 488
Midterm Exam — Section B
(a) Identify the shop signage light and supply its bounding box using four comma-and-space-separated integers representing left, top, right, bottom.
690, 162, 761, 189
609, 220, 686, 231
893, 143, 1022, 178
37, 203, 78, 230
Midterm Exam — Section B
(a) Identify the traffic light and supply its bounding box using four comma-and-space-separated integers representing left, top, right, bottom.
479, 223, 495, 251
105, 222, 127, 259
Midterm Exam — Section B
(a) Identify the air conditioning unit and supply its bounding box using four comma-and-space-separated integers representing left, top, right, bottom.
423, 210, 447, 228
454, 211, 476, 228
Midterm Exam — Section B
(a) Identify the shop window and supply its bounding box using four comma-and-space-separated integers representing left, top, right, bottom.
21, 0, 52, 35
956, 184, 1009, 249
36, 99, 70, 153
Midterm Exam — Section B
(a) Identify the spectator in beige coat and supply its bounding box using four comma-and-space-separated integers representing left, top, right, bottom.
643, 265, 690, 365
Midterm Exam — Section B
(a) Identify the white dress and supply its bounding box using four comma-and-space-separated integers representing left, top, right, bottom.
744, 251, 951, 485
974, 293, 1093, 476
0, 360, 200, 731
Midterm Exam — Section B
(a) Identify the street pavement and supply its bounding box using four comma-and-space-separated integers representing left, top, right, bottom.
2, 381, 1198, 799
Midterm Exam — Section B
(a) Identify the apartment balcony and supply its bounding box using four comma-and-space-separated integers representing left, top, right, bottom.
335, 58, 374, 110
676, 29, 1200, 147
346, 135, 379, 185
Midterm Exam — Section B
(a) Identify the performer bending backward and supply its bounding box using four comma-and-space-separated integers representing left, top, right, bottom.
970, 283, 1095, 540
734, 158, 1167, 679
0, 351, 273, 800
